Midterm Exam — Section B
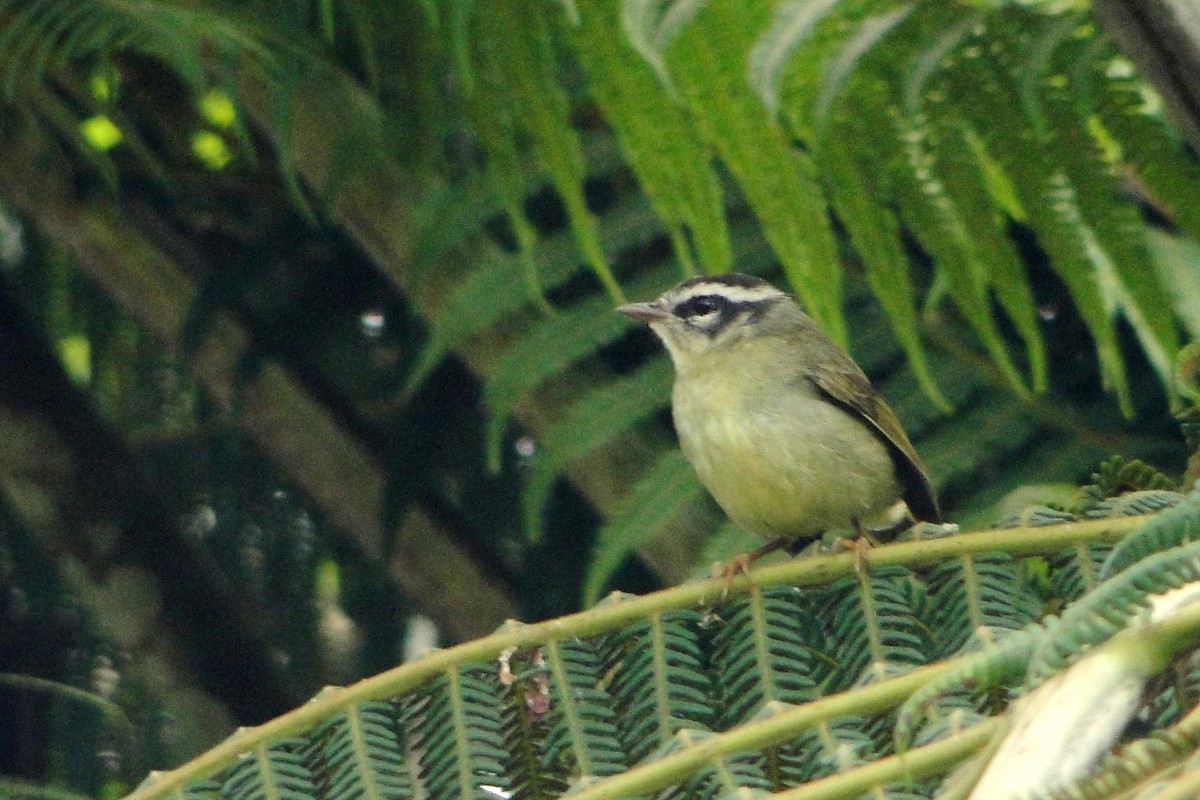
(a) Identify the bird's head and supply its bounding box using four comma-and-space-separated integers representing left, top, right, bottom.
617, 273, 799, 369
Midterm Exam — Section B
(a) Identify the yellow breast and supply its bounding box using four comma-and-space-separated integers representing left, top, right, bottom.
671, 357, 900, 539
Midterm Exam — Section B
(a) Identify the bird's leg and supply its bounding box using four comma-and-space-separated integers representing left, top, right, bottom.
845, 518, 876, 575
719, 536, 792, 588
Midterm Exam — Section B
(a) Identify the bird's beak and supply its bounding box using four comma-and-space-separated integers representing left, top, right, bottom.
616, 301, 673, 323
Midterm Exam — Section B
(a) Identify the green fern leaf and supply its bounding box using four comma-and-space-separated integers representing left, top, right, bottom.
582, 449, 707, 604
810, 4, 914, 132
308, 701, 413, 800
938, 28, 1135, 412
656, 730, 772, 799
1085, 455, 1178, 502
785, 717, 879, 784
414, 666, 509, 800
1094, 62, 1200, 247
1099, 488, 1200, 579
471, 0, 624, 302
818, 566, 929, 690
618, 0, 706, 94
916, 111, 1048, 393
660, 0, 847, 346
816, 124, 950, 410
1087, 491, 1184, 519
461, 53, 549, 314
607, 610, 714, 763
519, 358, 674, 544
894, 625, 1038, 749
1147, 232, 1200, 343
1056, 725, 1200, 800
711, 586, 820, 727
568, 0, 733, 276
177, 778, 221, 800
926, 554, 1041, 657
484, 295, 643, 471
1047, 542, 1111, 602
1034, 67, 1180, 402
221, 739, 316, 800
747, 0, 842, 119
404, 194, 664, 402
542, 638, 629, 780
890, 108, 1033, 397
1030, 538, 1200, 683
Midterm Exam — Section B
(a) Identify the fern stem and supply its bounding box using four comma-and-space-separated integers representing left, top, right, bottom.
854, 566, 887, 677
445, 668, 477, 800
122, 516, 1147, 800
748, 585, 779, 704
567, 659, 997, 800
649, 612, 676, 742
252, 745, 281, 800
543, 639, 594, 777
1074, 542, 1100, 593
344, 706, 383, 800
959, 555, 984, 633
768, 720, 999, 800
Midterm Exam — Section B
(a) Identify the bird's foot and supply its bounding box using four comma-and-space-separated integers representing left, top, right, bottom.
715, 536, 791, 593
835, 519, 879, 575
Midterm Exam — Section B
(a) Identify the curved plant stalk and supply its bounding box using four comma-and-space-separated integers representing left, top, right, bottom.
123, 513, 1147, 800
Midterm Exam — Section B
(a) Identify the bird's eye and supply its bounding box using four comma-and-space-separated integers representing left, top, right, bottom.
677, 295, 722, 320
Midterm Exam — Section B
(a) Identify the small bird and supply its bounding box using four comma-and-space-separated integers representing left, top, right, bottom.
617, 273, 941, 561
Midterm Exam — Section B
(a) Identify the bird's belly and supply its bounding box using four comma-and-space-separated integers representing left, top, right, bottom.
675, 394, 899, 539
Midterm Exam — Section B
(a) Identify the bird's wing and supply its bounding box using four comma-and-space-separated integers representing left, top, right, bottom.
809, 361, 942, 523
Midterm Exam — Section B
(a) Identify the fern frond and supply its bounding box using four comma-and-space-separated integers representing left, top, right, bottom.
220, 739, 316, 800
890, 108, 1033, 397
482, 293, 642, 471
582, 450, 707, 605
926, 554, 1040, 657
1099, 488, 1200, 579
413, 666, 509, 800
1047, 542, 1112, 602
541, 638, 628, 781
618, 0, 705, 95
307, 701, 413, 800
1051, 722, 1200, 800
1084, 455, 1178, 502
785, 716, 878, 784
661, 0, 847, 345
569, 0, 732, 276
816, 117, 949, 410
470, 0, 623, 302
607, 610, 714, 763
710, 585, 819, 728
460, 56, 548, 314
404, 194, 663, 404
656, 729, 772, 800
747, 0, 842, 119
0, 0, 283, 99
521, 359, 674, 544
1092, 56, 1200, 246
935, 20, 1136, 412
1087, 490, 1184, 520
1030, 539, 1200, 683
1033, 44, 1180, 402
818, 565, 928, 691
893, 625, 1039, 750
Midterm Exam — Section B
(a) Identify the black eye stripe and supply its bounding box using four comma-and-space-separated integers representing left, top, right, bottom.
675, 295, 725, 319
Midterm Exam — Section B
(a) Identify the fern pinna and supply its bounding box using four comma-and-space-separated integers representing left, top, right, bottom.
122, 480, 1200, 800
